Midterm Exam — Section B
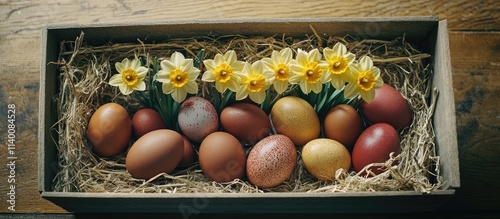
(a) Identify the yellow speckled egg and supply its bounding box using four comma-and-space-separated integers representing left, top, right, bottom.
301, 138, 351, 181
270, 96, 320, 146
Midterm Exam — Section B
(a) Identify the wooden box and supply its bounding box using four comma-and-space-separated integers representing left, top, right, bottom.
38, 17, 459, 213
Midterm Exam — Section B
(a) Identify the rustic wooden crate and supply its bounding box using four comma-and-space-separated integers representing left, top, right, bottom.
38, 17, 459, 213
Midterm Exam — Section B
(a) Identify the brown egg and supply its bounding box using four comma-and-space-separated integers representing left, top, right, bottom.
360, 83, 412, 130
221, 102, 271, 145
352, 123, 401, 176
323, 104, 363, 151
270, 96, 320, 146
246, 134, 297, 189
126, 129, 184, 179
178, 135, 195, 167
87, 103, 131, 157
198, 132, 246, 183
131, 108, 167, 139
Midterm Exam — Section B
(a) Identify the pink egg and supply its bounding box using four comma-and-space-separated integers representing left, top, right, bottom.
177, 97, 219, 143
246, 134, 297, 189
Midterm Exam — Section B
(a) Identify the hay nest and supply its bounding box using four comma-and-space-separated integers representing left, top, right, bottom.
51, 28, 442, 194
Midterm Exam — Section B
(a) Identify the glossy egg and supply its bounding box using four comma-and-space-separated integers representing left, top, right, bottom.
126, 129, 184, 179
178, 135, 195, 167
221, 102, 271, 145
131, 108, 167, 139
87, 103, 131, 157
270, 96, 320, 146
178, 96, 219, 142
198, 132, 246, 183
323, 104, 363, 151
246, 134, 297, 189
352, 123, 401, 176
360, 83, 412, 130
301, 139, 351, 181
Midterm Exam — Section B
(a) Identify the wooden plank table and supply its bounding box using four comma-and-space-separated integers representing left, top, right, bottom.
0, 0, 499, 217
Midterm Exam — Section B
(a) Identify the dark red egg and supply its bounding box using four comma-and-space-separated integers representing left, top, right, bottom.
131, 108, 167, 139
352, 123, 401, 176
360, 83, 412, 130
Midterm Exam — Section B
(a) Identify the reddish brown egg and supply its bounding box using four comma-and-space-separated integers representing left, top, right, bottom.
178, 135, 195, 167
352, 123, 401, 176
221, 102, 271, 145
131, 108, 167, 139
198, 132, 246, 183
126, 129, 184, 179
246, 134, 297, 189
323, 104, 363, 151
360, 83, 412, 130
87, 103, 131, 157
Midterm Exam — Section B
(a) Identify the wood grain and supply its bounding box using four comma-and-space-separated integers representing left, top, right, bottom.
0, 0, 499, 215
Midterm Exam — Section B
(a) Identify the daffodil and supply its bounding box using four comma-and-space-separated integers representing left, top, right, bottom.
262, 48, 294, 94
235, 61, 274, 104
109, 58, 148, 95
156, 52, 200, 103
321, 42, 356, 90
344, 56, 384, 103
202, 50, 245, 93
289, 48, 325, 94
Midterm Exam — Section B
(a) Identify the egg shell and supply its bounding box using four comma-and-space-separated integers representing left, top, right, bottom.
178, 135, 195, 167
352, 123, 401, 176
301, 138, 351, 181
323, 104, 363, 151
178, 97, 219, 142
270, 96, 320, 146
126, 129, 184, 179
221, 102, 272, 145
87, 103, 131, 157
131, 108, 167, 139
198, 132, 246, 183
246, 134, 297, 189
360, 83, 412, 130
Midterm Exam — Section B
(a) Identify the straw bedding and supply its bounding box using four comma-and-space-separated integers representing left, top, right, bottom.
50, 28, 442, 194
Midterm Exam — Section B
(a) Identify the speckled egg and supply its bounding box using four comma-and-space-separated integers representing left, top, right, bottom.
178, 96, 219, 142
301, 138, 351, 181
246, 134, 297, 189
270, 96, 320, 146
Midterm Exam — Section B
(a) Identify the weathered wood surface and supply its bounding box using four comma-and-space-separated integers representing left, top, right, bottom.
0, 0, 499, 216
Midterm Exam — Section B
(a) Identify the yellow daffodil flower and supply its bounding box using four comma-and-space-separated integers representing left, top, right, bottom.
202, 50, 245, 93
262, 48, 294, 94
344, 56, 384, 103
321, 42, 356, 90
289, 48, 325, 94
156, 52, 201, 103
235, 61, 274, 104
109, 58, 148, 95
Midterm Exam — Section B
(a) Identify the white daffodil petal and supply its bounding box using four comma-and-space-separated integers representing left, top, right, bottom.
115, 62, 125, 73
172, 89, 187, 103
360, 90, 375, 103
184, 81, 198, 94
203, 59, 216, 71
274, 80, 288, 94
120, 84, 133, 95
162, 83, 174, 94
171, 52, 185, 67
109, 74, 123, 86
225, 50, 237, 64
343, 83, 359, 99
201, 71, 216, 82
134, 81, 146, 91
250, 92, 266, 104
130, 58, 141, 70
